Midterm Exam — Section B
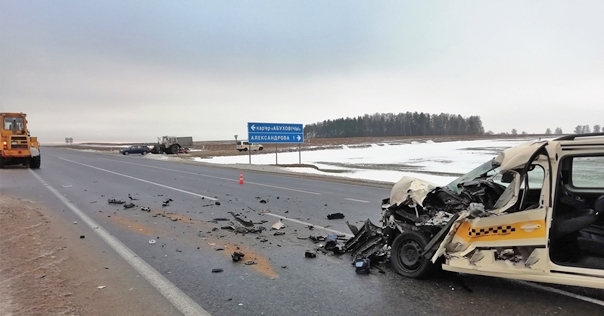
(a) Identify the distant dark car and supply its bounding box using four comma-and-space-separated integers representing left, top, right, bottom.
120, 145, 150, 155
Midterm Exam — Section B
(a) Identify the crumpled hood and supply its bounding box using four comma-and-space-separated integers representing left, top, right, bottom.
388, 176, 438, 207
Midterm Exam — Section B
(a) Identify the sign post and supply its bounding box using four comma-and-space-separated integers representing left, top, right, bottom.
247, 122, 304, 165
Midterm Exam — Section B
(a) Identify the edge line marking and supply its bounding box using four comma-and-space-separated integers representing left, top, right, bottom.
29, 170, 211, 316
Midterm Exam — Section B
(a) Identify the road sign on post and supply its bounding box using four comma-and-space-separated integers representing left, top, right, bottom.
247, 122, 304, 165
247, 122, 304, 143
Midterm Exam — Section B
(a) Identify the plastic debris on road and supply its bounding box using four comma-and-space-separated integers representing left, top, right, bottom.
271, 220, 285, 230
354, 258, 371, 274
149, 239, 156, 244
232, 251, 245, 262
327, 212, 345, 220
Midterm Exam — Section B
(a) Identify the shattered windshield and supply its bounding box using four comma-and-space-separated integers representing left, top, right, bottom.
446, 158, 500, 194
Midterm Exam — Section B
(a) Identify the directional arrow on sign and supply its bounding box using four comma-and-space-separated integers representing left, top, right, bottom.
296, 135, 301, 141
251, 125, 256, 131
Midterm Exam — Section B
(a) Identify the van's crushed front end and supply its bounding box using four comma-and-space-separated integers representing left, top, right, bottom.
345, 140, 552, 279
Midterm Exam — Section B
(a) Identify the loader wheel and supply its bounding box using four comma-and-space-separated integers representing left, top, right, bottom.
29, 155, 41, 169
390, 232, 434, 279
169, 144, 180, 154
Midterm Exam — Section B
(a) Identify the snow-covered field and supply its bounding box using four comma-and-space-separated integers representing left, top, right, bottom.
195, 138, 539, 185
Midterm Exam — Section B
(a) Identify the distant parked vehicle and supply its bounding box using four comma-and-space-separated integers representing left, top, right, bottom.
120, 145, 150, 155
150, 136, 193, 154
236, 141, 263, 152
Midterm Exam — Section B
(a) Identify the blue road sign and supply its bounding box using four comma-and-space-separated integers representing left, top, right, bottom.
247, 122, 304, 143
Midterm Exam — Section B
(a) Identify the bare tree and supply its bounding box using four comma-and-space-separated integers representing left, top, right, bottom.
574, 125, 583, 134
545, 128, 552, 135
511, 128, 518, 135
555, 127, 563, 134
594, 125, 601, 133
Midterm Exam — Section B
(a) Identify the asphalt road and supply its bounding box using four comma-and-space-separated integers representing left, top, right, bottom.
2, 147, 604, 316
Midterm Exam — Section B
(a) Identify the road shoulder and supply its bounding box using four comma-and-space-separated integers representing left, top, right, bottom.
0, 195, 182, 316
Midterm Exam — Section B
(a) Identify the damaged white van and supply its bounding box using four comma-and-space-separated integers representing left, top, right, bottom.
345, 133, 604, 289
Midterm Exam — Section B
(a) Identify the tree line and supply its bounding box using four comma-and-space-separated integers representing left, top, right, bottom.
543, 125, 602, 135
304, 112, 484, 138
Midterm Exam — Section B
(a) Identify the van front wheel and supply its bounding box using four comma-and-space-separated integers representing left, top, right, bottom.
390, 232, 434, 279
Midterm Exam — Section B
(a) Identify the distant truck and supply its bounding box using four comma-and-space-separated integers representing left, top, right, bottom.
0, 112, 41, 169
150, 136, 193, 154
236, 140, 263, 152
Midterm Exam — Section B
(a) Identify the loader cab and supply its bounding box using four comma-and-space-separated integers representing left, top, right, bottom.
3, 116, 25, 132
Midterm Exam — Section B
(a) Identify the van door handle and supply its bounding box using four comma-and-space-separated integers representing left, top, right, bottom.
520, 224, 541, 232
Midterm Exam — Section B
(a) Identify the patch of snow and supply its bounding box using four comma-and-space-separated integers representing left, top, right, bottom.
192, 138, 537, 185
144, 154, 170, 160
78, 144, 131, 148
73, 149, 105, 153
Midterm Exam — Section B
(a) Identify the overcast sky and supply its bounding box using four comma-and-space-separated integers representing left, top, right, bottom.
1, 1, 603, 143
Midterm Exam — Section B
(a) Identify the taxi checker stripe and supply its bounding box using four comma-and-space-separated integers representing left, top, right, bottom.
469, 225, 516, 237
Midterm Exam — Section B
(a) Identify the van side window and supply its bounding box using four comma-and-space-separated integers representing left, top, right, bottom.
571, 156, 604, 188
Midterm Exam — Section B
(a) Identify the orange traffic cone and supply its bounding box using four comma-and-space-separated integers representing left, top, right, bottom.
239, 172, 244, 185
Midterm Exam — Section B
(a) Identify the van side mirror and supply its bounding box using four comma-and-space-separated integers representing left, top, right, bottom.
501, 171, 515, 184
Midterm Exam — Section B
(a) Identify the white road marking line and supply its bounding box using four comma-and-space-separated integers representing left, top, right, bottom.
29, 170, 211, 316
59, 158, 217, 201
97, 157, 322, 195
55, 154, 604, 307
515, 280, 604, 307
344, 198, 370, 203
263, 213, 354, 238
68, 158, 604, 308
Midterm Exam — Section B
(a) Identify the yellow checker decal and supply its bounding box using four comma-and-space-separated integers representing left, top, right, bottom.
455, 220, 546, 242
468, 225, 516, 237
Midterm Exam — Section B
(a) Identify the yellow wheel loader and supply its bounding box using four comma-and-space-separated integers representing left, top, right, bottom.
0, 112, 41, 169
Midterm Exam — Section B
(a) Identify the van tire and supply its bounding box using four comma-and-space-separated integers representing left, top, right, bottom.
390, 232, 434, 279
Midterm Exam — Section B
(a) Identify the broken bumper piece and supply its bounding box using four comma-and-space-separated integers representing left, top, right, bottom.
343, 219, 387, 260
